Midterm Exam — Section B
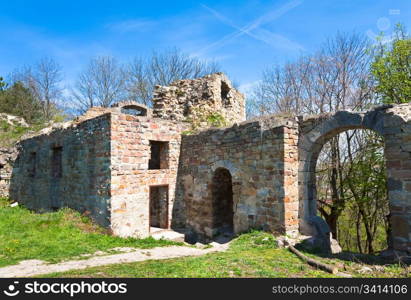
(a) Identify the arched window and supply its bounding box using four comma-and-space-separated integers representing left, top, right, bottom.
121, 105, 147, 116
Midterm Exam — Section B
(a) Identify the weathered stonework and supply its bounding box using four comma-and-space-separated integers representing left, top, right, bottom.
10, 114, 112, 226
6, 73, 411, 255
109, 112, 188, 237
298, 104, 411, 255
0, 114, 29, 197
0, 147, 17, 197
152, 73, 245, 129
177, 117, 299, 241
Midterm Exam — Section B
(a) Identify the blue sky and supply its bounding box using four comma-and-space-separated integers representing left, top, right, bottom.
0, 0, 410, 95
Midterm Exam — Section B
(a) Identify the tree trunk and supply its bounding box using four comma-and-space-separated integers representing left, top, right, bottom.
359, 207, 374, 254
356, 212, 363, 253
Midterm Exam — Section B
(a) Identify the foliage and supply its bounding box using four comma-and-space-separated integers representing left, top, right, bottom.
251, 32, 382, 253
316, 130, 388, 254
0, 120, 29, 147
342, 132, 388, 253
371, 24, 411, 104
183, 106, 227, 134
0, 77, 6, 91
206, 113, 227, 128
250, 29, 410, 254
0, 198, 180, 267
9, 57, 63, 121
0, 81, 44, 124
0, 120, 47, 147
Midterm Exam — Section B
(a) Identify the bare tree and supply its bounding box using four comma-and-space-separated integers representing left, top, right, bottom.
9, 57, 63, 120
249, 32, 374, 117
126, 48, 221, 106
126, 57, 151, 106
250, 32, 386, 250
35, 57, 63, 119
72, 56, 126, 112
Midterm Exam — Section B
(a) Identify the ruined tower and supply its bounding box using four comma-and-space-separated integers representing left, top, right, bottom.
152, 73, 245, 128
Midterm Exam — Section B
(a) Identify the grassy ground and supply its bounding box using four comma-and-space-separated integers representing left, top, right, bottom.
1, 197, 409, 278
43, 231, 411, 278
0, 120, 42, 147
44, 231, 334, 278
0, 198, 181, 267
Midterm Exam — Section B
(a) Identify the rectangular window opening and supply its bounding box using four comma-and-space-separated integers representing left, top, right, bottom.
52, 146, 63, 178
148, 141, 169, 170
28, 152, 36, 177
149, 185, 169, 229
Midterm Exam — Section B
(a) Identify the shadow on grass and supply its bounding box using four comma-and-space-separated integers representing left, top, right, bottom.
294, 241, 411, 267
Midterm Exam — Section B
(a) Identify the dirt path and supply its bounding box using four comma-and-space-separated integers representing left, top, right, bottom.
0, 243, 229, 278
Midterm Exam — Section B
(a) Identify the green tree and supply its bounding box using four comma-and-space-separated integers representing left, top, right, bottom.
0, 77, 6, 92
343, 131, 388, 253
371, 25, 411, 103
0, 81, 43, 124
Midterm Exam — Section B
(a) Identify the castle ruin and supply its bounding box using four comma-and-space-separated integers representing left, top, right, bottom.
7, 73, 411, 256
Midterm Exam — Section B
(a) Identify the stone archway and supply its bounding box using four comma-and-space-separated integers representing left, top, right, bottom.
298, 105, 411, 254
211, 167, 234, 236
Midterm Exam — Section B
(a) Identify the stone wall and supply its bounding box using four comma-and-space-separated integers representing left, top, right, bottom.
298, 104, 411, 255
76, 101, 151, 123
0, 147, 17, 197
152, 73, 245, 129
177, 116, 299, 241
109, 112, 188, 238
0, 114, 29, 197
9, 114, 112, 226
7, 71, 411, 255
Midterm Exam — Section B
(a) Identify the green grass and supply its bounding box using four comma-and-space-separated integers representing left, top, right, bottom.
0, 198, 181, 267
42, 231, 411, 278
43, 231, 335, 278
0, 120, 30, 146
1, 196, 409, 278
0, 120, 47, 147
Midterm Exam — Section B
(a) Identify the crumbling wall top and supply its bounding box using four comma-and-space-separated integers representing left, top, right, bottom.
152, 72, 246, 128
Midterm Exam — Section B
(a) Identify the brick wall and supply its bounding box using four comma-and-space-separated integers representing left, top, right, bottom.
177, 117, 299, 241
109, 112, 188, 238
9, 114, 112, 227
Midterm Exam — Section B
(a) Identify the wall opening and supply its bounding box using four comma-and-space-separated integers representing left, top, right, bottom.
28, 152, 36, 177
148, 141, 169, 170
51, 147, 63, 178
314, 129, 388, 254
211, 167, 234, 236
149, 185, 169, 229
121, 105, 147, 116
220, 81, 230, 105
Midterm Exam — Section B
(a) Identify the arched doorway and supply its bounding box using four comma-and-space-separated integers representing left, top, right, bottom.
315, 129, 388, 253
298, 108, 411, 254
211, 167, 234, 236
